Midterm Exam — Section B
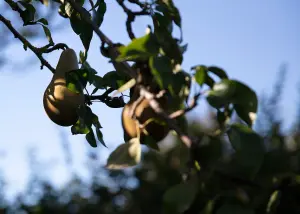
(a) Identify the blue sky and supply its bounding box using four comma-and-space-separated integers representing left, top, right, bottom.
0, 0, 300, 200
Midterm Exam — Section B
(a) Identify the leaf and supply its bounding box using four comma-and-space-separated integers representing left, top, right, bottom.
79, 23, 93, 51
81, 61, 98, 84
94, 0, 106, 27
91, 75, 105, 90
216, 203, 255, 214
115, 78, 136, 94
18, 1, 36, 25
163, 177, 198, 213
42, 25, 54, 45
207, 66, 228, 79
102, 71, 128, 89
106, 138, 141, 169
227, 123, 265, 179
79, 50, 87, 64
191, 65, 215, 88
155, 0, 181, 28
206, 79, 258, 124
86, 129, 97, 147
173, 71, 191, 102
152, 13, 182, 64
65, 69, 89, 93
258, 150, 292, 176
193, 65, 206, 86
71, 118, 90, 135
116, 33, 160, 62
149, 55, 173, 90
95, 127, 106, 147
68, 7, 94, 51
37, 18, 48, 25
104, 97, 125, 108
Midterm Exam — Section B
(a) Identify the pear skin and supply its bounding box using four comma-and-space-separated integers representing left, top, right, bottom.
43, 48, 84, 126
121, 91, 170, 143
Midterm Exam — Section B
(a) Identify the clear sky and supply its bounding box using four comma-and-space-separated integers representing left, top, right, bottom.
0, 0, 300, 200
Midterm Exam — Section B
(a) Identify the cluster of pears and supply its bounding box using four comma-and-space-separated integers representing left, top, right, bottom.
43, 48, 84, 126
121, 85, 170, 144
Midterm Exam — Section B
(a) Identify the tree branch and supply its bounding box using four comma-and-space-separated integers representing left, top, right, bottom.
0, 14, 56, 73
116, 0, 150, 40
55, 0, 198, 148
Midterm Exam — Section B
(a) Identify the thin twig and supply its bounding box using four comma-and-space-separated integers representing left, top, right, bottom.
88, 88, 115, 102
169, 93, 201, 119
0, 14, 56, 73
116, 0, 149, 39
39, 43, 69, 53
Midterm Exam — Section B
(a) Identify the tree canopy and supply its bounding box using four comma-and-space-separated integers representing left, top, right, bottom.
1, 0, 300, 213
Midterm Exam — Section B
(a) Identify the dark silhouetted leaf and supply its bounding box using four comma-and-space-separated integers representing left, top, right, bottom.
86, 129, 97, 147
42, 25, 54, 45
216, 203, 255, 214
94, 0, 106, 27
227, 123, 265, 178
163, 177, 198, 213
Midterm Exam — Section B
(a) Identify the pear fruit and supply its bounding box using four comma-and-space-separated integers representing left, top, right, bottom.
43, 48, 84, 126
122, 88, 170, 143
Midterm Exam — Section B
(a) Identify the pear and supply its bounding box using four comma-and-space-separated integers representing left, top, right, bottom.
122, 88, 170, 143
43, 48, 84, 126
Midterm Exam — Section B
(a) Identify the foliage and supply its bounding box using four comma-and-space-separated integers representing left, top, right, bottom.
1, 0, 300, 213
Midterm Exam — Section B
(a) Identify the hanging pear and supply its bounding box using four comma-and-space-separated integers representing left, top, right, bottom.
122, 87, 170, 143
43, 48, 84, 126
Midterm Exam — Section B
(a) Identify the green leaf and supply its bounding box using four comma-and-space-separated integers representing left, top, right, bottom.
66, 73, 83, 94
71, 118, 90, 135
208, 66, 228, 79
94, 0, 106, 27
193, 65, 206, 86
149, 55, 173, 90
76, 106, 106, 148
227, 123, 265, 179
102, 71, 128, 89
106, 138, 141, 169
65, 69, 89, 93
163, 177, 198, 213
42, 25, 54, 45
191, 65, 215, 88
37, 18, 48, 25
152, 12, 182, 64
116, 33, 159, 62
206, 80, 258, 119
81, 61, 98, 84
216, 203, 255, 214
155, 0, 181, 28
79, 50, 87, 64
86, 129, 97, 147
173, 71, 191, 102
68, 7, 94, 51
